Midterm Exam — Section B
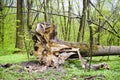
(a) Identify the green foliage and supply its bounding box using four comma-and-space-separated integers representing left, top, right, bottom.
0, 0, 120, 56
0, 54, 28, 64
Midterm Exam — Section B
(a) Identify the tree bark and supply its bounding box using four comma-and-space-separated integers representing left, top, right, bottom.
67, 0, 72, 41
43, 0, 49, 22
61, 1, 68, 41
27, 0, 32, 32
66, 42, 120, 57
97, 0, 101, 45
0, 0, 4, 48
15, 0, 24, 50
77, 0, 87, 42
93, 46, 120, 56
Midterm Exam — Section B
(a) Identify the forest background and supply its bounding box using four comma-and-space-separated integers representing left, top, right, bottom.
0, 0, 120, 54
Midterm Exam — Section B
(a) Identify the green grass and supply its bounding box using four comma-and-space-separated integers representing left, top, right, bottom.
0, 54, 29, 64
64, 56, 120, 80
0, 54, 120, 80
0, 53, 37, 64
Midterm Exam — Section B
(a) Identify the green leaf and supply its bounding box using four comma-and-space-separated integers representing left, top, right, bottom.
98, 15, 103, 19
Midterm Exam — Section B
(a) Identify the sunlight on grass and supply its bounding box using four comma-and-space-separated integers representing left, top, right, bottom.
0, 54, 35, 64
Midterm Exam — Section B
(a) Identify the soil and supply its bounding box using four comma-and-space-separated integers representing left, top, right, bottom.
0, 60, 65, 73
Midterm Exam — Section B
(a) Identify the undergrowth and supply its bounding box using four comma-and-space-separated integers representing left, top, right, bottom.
0, 54, 120, 80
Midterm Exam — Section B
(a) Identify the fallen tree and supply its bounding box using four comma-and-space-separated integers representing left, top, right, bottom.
61, 42, 120, 57
30, 22, 119, 70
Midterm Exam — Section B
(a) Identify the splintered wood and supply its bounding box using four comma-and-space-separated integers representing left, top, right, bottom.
31, 22, 110, 70
32, 22, 78, 68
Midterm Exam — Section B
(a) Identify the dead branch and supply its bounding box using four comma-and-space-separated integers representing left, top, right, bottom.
30, 9, 81, 19
74, 48, 110, 70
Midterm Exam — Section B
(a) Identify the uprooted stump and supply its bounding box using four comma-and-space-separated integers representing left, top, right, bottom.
31, 22, 75, 68
31, 22, 110, 70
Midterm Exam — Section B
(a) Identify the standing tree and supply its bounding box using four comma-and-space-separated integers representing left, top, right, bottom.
77, 0, 87, 42
67, 0, 72, 41
97, 0, 101, 45
27, 0, 32, 32
15, 0, 24, 51
87, 0, 93, 71
61, 0, 66, 40
43, 0, 49, 22
0, 0, 4, 48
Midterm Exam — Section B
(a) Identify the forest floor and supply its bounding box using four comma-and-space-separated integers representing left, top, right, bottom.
0, 54, 120, 80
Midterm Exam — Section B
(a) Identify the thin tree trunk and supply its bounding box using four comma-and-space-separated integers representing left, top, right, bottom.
43, 0, 49, 22
49, 0, 53, 23
15, 0, 24, 50
77, 0, 87, 42
0, 0, 4, 48
57, 0, 63, 39
97, 0, 101, 45
27, 0, 32, 32
67, 0, 72, 41
25, 0, 33, 58
61, 1, 67, 40
87, 0, 93, 71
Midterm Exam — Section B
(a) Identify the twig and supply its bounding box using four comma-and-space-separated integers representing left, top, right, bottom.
89, 1, 118, 34
87, 20, 120, 38
30, 9, 81, 19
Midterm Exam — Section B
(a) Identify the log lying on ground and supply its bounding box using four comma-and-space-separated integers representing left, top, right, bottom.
56, 41, 120, 57
94, 46, 120, 56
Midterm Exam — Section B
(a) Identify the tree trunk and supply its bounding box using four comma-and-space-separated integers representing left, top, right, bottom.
0, 0, 4, 48
87, 0, 93, 71
77, 0, 87, 42
43, 0, 49, 22
97, 0, 101, 45
27, 0, 32, 32
15, 0, 24, 50
61, 1, 67, 40
67, 0, 72, 41
93, 46, 120, 56
65, 42, 120, 57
